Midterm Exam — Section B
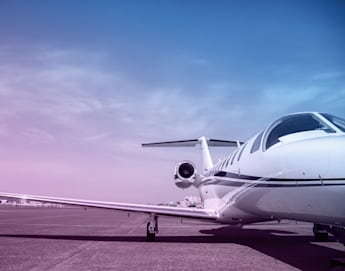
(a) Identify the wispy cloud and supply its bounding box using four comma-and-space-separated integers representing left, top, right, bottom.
0, 0, 344, 203
1, 44, 345, 202
312, 71, 345, 80
263, 86, 324, 107
0, 47, 118, 138
0, 46, 221, 171
22, 128, 55, 143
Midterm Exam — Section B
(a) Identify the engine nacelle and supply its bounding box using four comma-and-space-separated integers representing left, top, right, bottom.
174, 161, 197, 189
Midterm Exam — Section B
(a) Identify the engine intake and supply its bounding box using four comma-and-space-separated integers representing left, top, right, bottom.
174, 161, 197, 189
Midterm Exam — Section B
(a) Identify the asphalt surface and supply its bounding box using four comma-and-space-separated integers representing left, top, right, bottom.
0, 207, 344, 271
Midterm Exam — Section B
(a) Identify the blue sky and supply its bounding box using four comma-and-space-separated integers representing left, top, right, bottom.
0, 0, 344, 203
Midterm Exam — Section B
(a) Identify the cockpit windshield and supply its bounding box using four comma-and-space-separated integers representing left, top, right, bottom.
321, 113, 345, 132
265, 113, 334, 150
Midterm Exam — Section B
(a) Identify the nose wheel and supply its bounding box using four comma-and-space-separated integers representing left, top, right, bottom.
146, 214, 158, 242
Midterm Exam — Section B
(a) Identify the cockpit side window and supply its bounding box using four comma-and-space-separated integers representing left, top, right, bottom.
321, 113, 345, 132
265, 114, 333, 150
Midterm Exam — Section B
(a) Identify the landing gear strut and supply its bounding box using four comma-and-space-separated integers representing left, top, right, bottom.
146, 214, 158, 242
313, 223, 329, 242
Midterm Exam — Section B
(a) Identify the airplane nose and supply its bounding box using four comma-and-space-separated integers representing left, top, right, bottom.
280, 134, 345, 180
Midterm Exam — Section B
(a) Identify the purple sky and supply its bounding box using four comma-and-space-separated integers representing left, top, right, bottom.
0, 1, 344, 203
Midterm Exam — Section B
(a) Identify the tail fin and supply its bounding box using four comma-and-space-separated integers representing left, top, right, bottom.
142, 137, 241, 172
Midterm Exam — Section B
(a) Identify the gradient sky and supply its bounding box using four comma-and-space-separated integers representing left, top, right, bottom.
0, 0, 344, 203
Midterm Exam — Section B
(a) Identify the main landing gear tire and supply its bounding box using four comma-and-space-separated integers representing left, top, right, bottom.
313, 223, 329, 242
146, 222, 156, 242
146, 215, 158, 242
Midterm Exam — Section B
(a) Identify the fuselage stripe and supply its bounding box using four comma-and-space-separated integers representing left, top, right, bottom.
213, 171, 345, 182
202, 171, 345, 188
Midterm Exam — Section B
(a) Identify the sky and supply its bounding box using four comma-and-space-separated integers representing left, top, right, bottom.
0, 0, 344, 203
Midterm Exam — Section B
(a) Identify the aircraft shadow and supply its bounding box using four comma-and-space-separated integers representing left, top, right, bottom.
0, 226, 344, 271
200, 226, 345, 271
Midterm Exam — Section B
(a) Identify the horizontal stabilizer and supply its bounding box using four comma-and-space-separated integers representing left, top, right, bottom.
142, 139, 242, 148
208, 139, 243, 147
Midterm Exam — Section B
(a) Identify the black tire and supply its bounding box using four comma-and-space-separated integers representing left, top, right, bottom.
146, 222, 155, 242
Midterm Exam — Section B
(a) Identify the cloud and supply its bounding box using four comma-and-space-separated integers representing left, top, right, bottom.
1, 44, 345, 203
22, 128, 55, 142
0, 123, 7, 137
2, 45, 344, 148
0, 47, 118, 138
0, 45, 219, 175
312, 71, 345, 80
263, 86, 324, 107
3, 44, 343, 141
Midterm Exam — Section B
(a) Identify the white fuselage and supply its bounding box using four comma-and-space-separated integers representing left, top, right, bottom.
198, 113, 345, 227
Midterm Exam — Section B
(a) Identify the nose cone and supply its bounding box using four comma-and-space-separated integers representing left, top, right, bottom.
277, 134, 345, 179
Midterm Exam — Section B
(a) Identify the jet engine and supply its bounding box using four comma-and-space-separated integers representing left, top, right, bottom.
174, 161, 198, 189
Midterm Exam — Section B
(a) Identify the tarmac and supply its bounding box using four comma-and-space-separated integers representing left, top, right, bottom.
0, 206, 344, 271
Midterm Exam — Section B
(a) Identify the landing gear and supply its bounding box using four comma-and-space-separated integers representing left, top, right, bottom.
313, 223, 329, 242
146, 214, 158, 242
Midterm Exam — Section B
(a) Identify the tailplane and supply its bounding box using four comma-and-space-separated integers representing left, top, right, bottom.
142, 137, 241, 172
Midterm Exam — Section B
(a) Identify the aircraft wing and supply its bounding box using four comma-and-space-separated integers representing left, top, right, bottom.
0, 192, 218, 221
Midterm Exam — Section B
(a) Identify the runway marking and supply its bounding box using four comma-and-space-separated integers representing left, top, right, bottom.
18, 213, 90, 220
126, 216, 148, 235
311, 242, 345, 252
39, 242, 100, 271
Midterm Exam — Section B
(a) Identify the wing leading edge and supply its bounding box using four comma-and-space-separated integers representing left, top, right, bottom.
0, 192, 218, 221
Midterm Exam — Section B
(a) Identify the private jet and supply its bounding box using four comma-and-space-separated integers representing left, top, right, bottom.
1, 112, 345, 242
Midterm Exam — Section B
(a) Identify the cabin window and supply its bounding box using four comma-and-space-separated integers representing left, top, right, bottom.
230, 148, 239, 165
225, 157, 230, 167
250, 131, 263, 153
237, 143, 247, 161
